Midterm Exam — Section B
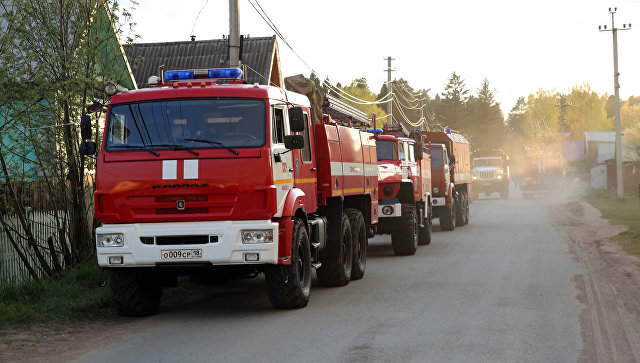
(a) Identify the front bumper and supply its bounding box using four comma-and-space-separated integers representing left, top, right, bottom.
96, 220, 279, 267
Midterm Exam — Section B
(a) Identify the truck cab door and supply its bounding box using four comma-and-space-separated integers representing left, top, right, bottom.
443, 148, 451, 193
271, 106, 293, 217
291, 109, 317, 213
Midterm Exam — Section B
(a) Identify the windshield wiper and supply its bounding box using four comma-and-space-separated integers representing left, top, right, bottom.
184, 138, 239, 155
109, 145, 160, 157
151, 144, 199, 156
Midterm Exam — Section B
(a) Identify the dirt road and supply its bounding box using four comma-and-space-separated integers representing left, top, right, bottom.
1, 192, 639, 362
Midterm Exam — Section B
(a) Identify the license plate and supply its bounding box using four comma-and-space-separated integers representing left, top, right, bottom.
161, 249, 202, 260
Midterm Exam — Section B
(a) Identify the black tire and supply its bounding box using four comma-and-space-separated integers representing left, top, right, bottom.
418, 203, 432, 246
391, 203, 418, 255
108, 268, 163, 317
440, 201, 456, 231
346, 209, 367, 280
455, 193, 465, 227
264, 218, 311, 309
463, 194, 470, 225
317, 213, 353, 286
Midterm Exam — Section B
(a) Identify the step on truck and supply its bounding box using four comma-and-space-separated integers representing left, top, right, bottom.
374, 128, 432, 255
79, 67, 378, 316
421, 129, 472, 231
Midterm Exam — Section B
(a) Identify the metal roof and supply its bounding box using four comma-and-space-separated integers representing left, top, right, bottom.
123, 36, 279, 88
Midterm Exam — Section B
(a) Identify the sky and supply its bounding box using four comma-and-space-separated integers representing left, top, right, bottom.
120, 0, 640, 117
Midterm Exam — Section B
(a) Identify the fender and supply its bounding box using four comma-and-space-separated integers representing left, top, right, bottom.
275, 188, 306, 265
445, 183, 454, 205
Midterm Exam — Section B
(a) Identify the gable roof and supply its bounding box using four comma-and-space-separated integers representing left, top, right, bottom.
123, 36, 281, 89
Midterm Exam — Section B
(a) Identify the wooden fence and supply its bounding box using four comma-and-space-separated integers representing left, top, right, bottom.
0, 210, 69, 287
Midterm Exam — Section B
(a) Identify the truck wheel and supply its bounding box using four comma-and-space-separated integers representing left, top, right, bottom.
346, 209, 367, 280
455, 194, 465, 227
264, 218, 311, 309
418, 203, 432, 246
440, 202, 456, 231
463, 194, 470, 225
317, 213, 353, 286
108, 268, 163, 317
391, 203, 418, 255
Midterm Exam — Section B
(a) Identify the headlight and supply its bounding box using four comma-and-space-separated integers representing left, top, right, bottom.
97, 233, 125, 247
472, 176, 477, 180
382, 206, 394, 215
433, 187, 440, 194
241, 229, 273, 244
497, 175, 503, 179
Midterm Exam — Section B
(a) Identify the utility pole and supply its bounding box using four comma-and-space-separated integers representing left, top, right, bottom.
555, 94, 572, 135
229, 0, 241, 67
384, 56, 395, 128
600, 8, 631, 199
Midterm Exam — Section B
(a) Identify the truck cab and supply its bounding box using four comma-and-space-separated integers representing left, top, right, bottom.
86, 68, 378, 315
471, 154, 510, 199
375, 134, 432, 255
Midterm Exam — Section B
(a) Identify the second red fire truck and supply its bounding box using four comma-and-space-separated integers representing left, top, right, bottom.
375, 130, 432, 255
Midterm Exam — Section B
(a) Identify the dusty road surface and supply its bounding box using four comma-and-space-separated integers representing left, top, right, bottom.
1, 185, 639, 362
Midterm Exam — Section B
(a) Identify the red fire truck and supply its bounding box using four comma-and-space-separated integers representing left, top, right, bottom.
421, 130, 472, 231
80, 68, 378, 315
521, 148, 564, 198
375, 130, 432, 255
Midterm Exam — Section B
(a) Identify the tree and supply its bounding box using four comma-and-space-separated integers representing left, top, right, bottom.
564, 84, 612, 140
507, 97, 527, 136
466, 78, 505, 151
340, 78, 387, 125
436, 72, 469, 132
0, 0, 136, 280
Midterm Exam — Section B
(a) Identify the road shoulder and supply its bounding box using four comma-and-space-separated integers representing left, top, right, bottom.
549, 201, 640, 363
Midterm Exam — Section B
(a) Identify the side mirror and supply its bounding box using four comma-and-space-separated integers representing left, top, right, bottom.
79, 141, 97, 156
449, 154, 456, 166
288, 107, 305, 132
80, 115, 92, 140
284, 135, 304, 150
415, 142, 423, 160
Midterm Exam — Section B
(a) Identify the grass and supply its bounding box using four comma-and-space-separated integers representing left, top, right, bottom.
0, 259, 114, 329
0, 259, 211, 329
583, 189, 640, 255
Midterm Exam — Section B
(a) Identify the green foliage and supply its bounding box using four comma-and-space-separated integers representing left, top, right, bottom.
584, 189, 640, 255
466, 78, 505, 152
565, 84, 612, 139
0, 0, 138, 282
339, 78, 387, 126
0, 259, 114, 327
436, 72, 470, 131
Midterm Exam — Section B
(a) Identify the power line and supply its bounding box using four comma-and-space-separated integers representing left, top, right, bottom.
189, 0, 210, 39
248, 0, 391, 106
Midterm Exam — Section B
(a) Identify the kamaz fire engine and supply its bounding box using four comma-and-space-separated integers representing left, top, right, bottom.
80, 68, 378, 316
374, 126, 432, 255
421, 130, 472, 231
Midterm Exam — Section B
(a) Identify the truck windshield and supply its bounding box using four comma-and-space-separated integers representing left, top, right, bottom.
473, 158, 501, 167
427, 146, 443, 167
105, 98, 266, 151
376, 140, 398, 160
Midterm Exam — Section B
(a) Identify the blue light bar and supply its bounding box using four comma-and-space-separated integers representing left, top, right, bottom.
208, 68, 243, 79
367, 128, 383, 134
164, 68, 243, 81
164, 70, 194, 81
